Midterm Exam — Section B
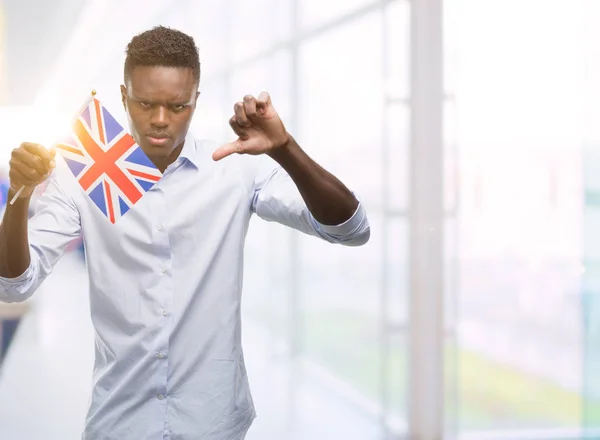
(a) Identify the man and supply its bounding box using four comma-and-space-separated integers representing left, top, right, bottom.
0, 26, 369, 439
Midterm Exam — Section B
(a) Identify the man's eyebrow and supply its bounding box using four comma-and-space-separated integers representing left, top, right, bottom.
128, 93, 193, 104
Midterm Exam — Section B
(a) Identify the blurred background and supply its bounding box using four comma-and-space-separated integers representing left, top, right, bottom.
0, 0, 599, 439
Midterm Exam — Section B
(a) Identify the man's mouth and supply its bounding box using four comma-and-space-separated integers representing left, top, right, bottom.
146, 135, 170, 146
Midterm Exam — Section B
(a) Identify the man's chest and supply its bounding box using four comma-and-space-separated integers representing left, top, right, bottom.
73, 163, 252, 262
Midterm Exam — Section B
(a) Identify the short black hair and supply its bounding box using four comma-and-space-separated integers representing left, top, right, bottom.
124, 25, 200, 84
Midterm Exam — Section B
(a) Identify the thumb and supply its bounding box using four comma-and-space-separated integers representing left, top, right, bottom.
257, 91, 272, 115
212, 140, 243, 161
257, 91, 271, 105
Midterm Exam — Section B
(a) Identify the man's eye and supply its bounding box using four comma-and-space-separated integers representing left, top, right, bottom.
139, 101, 151, 108
172, 105, 185, 111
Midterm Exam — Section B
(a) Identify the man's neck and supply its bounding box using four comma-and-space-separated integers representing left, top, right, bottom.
152, 142, 185, 173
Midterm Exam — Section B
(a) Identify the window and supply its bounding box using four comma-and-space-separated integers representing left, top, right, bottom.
582, 1, 600, 435
385, 1, 410, 101
295, 10, 409, 437
451, 0, 585, 435
229, 0, 291, 64
298, 0, 379, 31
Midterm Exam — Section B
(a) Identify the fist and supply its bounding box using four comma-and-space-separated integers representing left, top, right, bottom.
9, 143, 56, 199
212, 92, 289, 161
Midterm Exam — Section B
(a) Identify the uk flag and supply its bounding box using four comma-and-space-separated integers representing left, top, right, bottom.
56, 98, 162, 224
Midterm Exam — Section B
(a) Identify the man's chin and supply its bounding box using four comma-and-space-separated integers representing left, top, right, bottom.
140, 141, 173, 157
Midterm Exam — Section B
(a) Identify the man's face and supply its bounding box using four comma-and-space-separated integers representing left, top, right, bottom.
121, 66, 199, 164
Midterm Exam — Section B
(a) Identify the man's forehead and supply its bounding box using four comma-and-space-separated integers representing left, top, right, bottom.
125, 84, 195, 97
127, 66, 197, 89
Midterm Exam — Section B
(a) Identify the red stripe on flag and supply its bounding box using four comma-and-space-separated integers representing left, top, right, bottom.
94, 99, 106, 145
75, 120, 142, 204
104, 181, 116, 224
127, 169, 161, 182
56, 143, 84, 156
106, 134, 137, 162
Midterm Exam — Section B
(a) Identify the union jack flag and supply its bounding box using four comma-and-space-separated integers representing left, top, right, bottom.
56, 98, 162, 224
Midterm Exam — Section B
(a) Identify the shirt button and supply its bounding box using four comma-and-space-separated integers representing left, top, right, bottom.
161, 267, 167, 274
157, 352, 165, 359
161, 310, 168, 317
157, 394, 165, 400
157, 224, 164, 232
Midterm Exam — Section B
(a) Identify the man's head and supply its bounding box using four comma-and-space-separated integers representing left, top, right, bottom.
121, 26, 200, 169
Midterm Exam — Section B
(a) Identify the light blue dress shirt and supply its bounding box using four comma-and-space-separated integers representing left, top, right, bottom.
0, 132, 370, 440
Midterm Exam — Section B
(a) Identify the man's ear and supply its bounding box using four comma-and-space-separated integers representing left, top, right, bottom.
120, 85, 127, 110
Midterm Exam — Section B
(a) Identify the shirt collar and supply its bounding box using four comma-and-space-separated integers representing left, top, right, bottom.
177, 132, 199, 169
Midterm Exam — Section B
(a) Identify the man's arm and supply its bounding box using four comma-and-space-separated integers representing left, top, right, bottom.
0, 143, 81, 303
266, 135, 358, 226
212, 91, 370, 245
0, 193, 32, 278
249, 154, 369, 246
0, 142, 54, 279
0, 176, 82, 303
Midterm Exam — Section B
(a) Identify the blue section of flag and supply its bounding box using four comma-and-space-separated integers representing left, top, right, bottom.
81, 107, 91, 129
135, 178, 155, 192
118, 196, 130, 216
125, 146, 155, 168
102, 107, 123, 144
63, 158, 87, 177
89, 183, 107, 216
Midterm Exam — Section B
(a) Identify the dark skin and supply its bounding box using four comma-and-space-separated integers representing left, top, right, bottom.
0, 144, 55, 278
0, 65, 359, 278
213, 90, 359, 226
120, 66, 200, 173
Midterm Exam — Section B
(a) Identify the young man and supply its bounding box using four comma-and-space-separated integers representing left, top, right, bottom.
0, 26, 369, 439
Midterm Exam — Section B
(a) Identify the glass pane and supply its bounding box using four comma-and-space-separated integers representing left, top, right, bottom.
385, 0, 410, 100
384, 216, 409, 327
230, 0, 291, 63
296, 10, 397, 438
0, 3, 7, 105
385, 104, 409, 213
299, 0, 378, 31
583, 0, 600, 435
228, 51, 293, 128
384, 328, 408, 436
444, 99, 458, 215
297, 216, 384, 439
192, 77, 229, 142
382, 219, 409, 437
583, 0, 600, 146
583, 146, 600, 435
188, 2, 232, 76
297, 11, 383, 171
453, 0, 585, 435
456, 149, 583, 433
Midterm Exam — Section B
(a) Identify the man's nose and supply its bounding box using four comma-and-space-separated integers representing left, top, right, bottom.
151, 106, 169, 128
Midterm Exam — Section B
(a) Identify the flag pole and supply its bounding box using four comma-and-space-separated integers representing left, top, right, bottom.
9, 89, 97, 205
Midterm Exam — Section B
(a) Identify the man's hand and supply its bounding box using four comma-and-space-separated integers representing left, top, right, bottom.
9, 142, 56, 200
212, 92, 290, 161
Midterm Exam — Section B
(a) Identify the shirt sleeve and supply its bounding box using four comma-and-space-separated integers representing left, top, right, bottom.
250, 158, 370, 246
0, 172, 81, 303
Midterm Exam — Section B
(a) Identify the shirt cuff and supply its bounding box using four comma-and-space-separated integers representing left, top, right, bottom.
0, 259, 35, 285
313, 199, 366, 237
